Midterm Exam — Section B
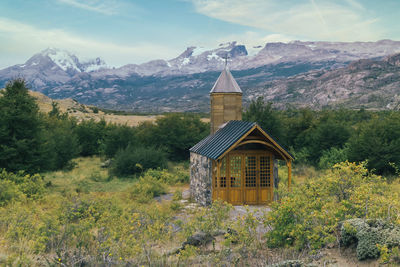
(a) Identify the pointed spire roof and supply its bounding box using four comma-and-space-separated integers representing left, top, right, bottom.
210, 67, 242, 94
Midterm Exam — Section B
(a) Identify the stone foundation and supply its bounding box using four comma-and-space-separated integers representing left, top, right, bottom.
190, 152, 212, 206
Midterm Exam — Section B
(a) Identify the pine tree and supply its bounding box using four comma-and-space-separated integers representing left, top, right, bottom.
0, 79, 46, 172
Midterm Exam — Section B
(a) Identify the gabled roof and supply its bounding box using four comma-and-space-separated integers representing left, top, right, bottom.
190, 120, 293, 161
210, 67, 242, 93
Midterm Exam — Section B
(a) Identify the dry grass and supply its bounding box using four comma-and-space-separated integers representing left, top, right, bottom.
30, 90, 209, 126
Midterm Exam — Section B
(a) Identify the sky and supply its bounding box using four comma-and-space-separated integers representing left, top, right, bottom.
0, 0, 399, 68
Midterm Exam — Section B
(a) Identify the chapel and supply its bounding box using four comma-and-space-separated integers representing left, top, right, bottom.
189, 65, 293, 206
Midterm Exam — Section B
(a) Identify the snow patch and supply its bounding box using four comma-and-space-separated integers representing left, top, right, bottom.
192, 46, 208, 57
84, 64, 107, 72
182, 57, 190, 65
47, 49, 81, 72
247, 45, 263, 56
207, 53, 222, 61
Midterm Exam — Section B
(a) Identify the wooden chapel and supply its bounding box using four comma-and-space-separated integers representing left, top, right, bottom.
189, 65, 293, 206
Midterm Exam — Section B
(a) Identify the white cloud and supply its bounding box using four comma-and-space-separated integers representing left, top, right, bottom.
56, 0, 120, 15
190, 0, 382, 41
0, 17, 180, 69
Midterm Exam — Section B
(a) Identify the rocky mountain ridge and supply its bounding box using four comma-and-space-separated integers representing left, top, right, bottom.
247, 53, 400, 110
1, 40, 400, 112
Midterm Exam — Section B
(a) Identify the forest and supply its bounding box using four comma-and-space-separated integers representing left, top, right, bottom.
0, 79, 399, 266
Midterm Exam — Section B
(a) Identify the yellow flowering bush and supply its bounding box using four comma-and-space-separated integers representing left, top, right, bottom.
265, 162, 400, 251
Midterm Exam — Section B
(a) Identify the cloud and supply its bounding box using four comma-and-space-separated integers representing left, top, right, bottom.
56, 0, 121, 15
190, 0, 382, 41
0, 17, 180, 69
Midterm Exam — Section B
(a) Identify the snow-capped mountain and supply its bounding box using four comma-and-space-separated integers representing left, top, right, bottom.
92, 40, 400, 78
1, 40, 400, 112
0, 48, 107, 88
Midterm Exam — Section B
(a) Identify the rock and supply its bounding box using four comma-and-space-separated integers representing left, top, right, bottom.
182, 189, 190, 199
268, 260, 308, 267
182, 232, 214, 248
100, 159, 111, 168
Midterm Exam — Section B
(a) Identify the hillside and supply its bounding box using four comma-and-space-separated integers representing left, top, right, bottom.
29, 91, 161, 126
248, 53, 400, 110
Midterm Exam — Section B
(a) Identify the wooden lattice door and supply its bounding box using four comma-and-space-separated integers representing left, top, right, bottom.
244, 155, 257, 204
213, 153, 273, 205
259, 155, 273, 203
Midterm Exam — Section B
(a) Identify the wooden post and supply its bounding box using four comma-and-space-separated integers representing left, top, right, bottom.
287, 160, 292, 190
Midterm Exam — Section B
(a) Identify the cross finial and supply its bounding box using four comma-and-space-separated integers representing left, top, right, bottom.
224, 54, 229, 68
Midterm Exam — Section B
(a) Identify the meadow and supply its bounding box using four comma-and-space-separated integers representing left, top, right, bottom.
1, 79, 400, 266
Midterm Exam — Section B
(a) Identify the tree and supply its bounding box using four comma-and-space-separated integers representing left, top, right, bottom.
74, 119, 107, 156
348, 114, 400, 174
0, 79, 47, 172
137, 114, 209, 161
243, 97, 284, 142
103, 124, 137, 158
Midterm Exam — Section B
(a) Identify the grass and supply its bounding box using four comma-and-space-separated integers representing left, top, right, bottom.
43, 157, 136, 194
42, 156, 189, 196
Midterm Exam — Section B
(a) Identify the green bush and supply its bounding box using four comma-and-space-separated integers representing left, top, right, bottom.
104, 124, 137, 158
130, 175, 167, 203
318, 145, 349, 169
110, 145, 167, 177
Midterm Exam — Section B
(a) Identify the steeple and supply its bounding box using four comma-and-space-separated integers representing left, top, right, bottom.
210, 64, 243, 134
210, 67, 242, 94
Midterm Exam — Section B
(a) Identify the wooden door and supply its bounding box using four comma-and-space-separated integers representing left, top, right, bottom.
244, 155, 258, 204
229, 155, 242, 204
259, 155, 273, 203
213, 152, 273, 205
214, 158, 228, 202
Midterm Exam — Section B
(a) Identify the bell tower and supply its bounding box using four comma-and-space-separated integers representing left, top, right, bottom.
210, 65, 242, 134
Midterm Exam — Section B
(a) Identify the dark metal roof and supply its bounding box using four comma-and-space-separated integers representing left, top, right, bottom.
210, 67, 242, 93
190, 120, 255, 160
190, 120, 294, 161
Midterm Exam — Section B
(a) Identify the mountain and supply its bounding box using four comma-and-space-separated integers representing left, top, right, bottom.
247, 53, 400, 110
0, 48, 107, 89
1, 40, 400, 112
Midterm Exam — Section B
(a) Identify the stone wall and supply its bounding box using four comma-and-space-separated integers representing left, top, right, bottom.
190, 152, 212, 206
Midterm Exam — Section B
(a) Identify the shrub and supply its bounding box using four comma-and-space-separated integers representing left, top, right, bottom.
340, 218, 400, 260
0, 179, 22, 206
265, 162, 400, 251
129, 175, 167, 203
144, 168, 189, 185
0, 169, 46, 205
318, 145, 349, 169
110, 145, 167, 177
